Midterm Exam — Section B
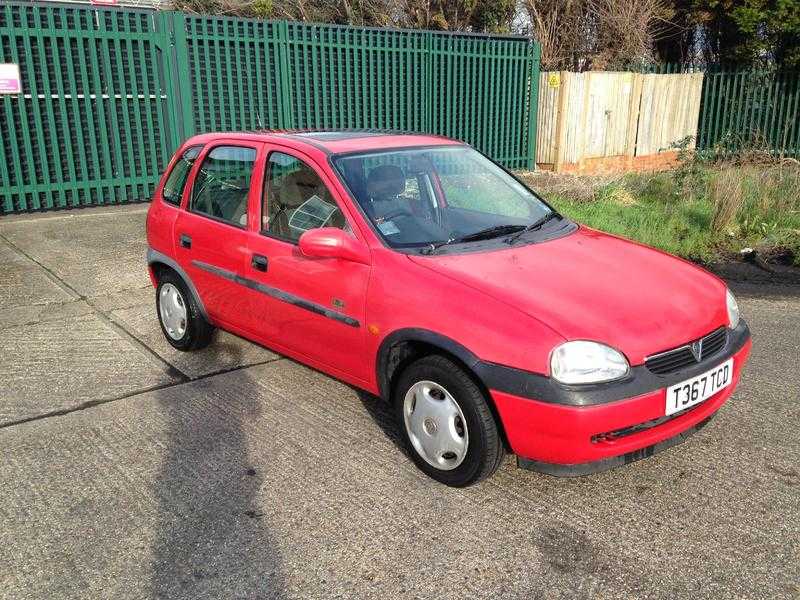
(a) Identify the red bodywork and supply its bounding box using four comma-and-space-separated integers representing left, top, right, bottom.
146, 131, 751, 474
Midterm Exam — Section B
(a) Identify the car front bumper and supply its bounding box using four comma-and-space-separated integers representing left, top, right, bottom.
486, 321, 752, 476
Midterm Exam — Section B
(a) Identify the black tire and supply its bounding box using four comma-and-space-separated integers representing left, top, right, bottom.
393, 355, 505, 487
155, 269, 214, 351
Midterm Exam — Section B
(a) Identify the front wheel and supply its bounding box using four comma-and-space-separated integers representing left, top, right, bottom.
393, 355, 505, 487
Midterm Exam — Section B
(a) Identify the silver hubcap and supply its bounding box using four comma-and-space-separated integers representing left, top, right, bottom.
403, 381, 469, 471
158, 283, 187, 341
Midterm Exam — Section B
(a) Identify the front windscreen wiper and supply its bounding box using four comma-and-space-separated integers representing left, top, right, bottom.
420, 224, 526, 255
505, 210, 562, 244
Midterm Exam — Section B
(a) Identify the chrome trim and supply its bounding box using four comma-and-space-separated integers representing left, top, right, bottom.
689, 339, 703, 362
645, 342, 694, 363
644, 327, 726, 363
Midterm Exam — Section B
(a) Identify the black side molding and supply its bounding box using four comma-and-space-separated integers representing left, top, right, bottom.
192, 259, 359, 328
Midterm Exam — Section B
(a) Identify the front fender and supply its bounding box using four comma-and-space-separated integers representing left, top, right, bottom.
376, 328, 483, 400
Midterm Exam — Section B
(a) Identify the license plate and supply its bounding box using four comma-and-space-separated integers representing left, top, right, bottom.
665, 358, 733, 416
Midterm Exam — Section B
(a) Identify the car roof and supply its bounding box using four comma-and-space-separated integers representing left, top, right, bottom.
184, 129, 464, 156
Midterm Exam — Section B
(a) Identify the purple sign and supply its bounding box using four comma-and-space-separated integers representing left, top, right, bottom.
0, 64, 21, 94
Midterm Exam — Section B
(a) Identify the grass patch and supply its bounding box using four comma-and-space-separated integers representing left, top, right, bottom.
519, 164, 800, 266
549, 192, 717, 261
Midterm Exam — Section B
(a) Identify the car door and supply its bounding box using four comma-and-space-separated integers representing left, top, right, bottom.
244, 146, 371, 382
173, 141, 263, 328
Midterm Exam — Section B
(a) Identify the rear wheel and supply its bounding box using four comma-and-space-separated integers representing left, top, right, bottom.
393, 355, 505, 487
156, 270, 214, 351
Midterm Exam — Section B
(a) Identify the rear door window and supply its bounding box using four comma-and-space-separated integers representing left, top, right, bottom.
162, 146, 201, 205
190, 145, 256, 227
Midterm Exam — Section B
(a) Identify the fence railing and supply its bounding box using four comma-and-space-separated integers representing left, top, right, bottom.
697, 69, 800, 158
0, 3, 540, 213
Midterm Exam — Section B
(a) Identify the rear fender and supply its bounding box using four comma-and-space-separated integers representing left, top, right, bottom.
146, 247, 210, 321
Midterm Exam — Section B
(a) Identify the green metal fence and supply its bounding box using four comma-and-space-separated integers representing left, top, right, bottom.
0, 3, 174, 212
0, 3, 540, 214
697, 69, 800, 157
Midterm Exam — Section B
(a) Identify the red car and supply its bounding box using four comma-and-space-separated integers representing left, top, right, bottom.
146, 130, 752, 487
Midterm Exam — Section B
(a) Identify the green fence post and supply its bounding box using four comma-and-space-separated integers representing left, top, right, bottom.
277, 20, 294, 129
154, 11, 178, 151
155, 11, 194, 150
526, 41, 541, 170
170, 11, 194, 145
424, 31, 433, 133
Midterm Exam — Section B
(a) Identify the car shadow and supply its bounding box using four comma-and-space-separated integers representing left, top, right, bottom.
149, 345, 287, 599
354, 389, 408, 454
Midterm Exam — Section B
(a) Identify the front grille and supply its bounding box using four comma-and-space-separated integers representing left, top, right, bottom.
592, 412, 711, 443
645, 327, 728, 375
592, 412, 680, 442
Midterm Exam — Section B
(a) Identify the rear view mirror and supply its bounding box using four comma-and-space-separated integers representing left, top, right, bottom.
298, 228, 370, 265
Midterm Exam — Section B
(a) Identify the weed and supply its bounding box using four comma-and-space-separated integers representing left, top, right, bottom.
709, 168, 745, 233
520, 159, 800, 266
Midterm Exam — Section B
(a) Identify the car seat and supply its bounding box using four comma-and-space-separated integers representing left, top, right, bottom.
270, 166, 345, 237
365, 165, 406, 220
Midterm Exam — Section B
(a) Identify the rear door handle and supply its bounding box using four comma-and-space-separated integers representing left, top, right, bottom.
179, 234, 192, 249
251, 254, 268, 272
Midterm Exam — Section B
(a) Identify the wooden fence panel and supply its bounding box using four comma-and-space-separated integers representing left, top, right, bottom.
584, 72, 635, 158
636, 73, 703, 156
535, 72, 559, 164
536, 71, 704, 172
561, 72, 587, 164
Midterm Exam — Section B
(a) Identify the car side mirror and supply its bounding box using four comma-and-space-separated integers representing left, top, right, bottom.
298, 227, 371, 265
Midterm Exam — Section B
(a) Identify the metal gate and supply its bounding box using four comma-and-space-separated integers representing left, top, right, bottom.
0, 3, 176, 212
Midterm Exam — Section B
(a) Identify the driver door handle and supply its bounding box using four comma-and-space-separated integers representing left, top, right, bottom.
251, 254, 268, 272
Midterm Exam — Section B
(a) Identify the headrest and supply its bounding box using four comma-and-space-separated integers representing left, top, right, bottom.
292, 166, 320, 188
366, 165, 405, 200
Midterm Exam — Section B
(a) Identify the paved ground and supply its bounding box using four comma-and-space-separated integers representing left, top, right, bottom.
0, 205, 798, 599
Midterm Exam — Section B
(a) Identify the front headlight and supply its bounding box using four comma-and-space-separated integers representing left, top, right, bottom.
550, 341, 630, 385
726, 288, 740, 329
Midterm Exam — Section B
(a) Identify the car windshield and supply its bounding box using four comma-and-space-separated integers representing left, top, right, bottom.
333, 146, 555, 251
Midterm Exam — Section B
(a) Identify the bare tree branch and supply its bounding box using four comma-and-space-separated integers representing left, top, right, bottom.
519, 0, 670, 71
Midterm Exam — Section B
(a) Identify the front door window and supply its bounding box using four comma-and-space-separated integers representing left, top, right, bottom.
262, 152, 349, 242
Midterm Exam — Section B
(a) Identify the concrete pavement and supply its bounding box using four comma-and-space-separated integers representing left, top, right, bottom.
0, 206, 798, 599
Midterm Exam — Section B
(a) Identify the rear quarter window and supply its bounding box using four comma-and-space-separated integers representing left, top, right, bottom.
162, 146, 202, 206
190, 145, 257, 227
